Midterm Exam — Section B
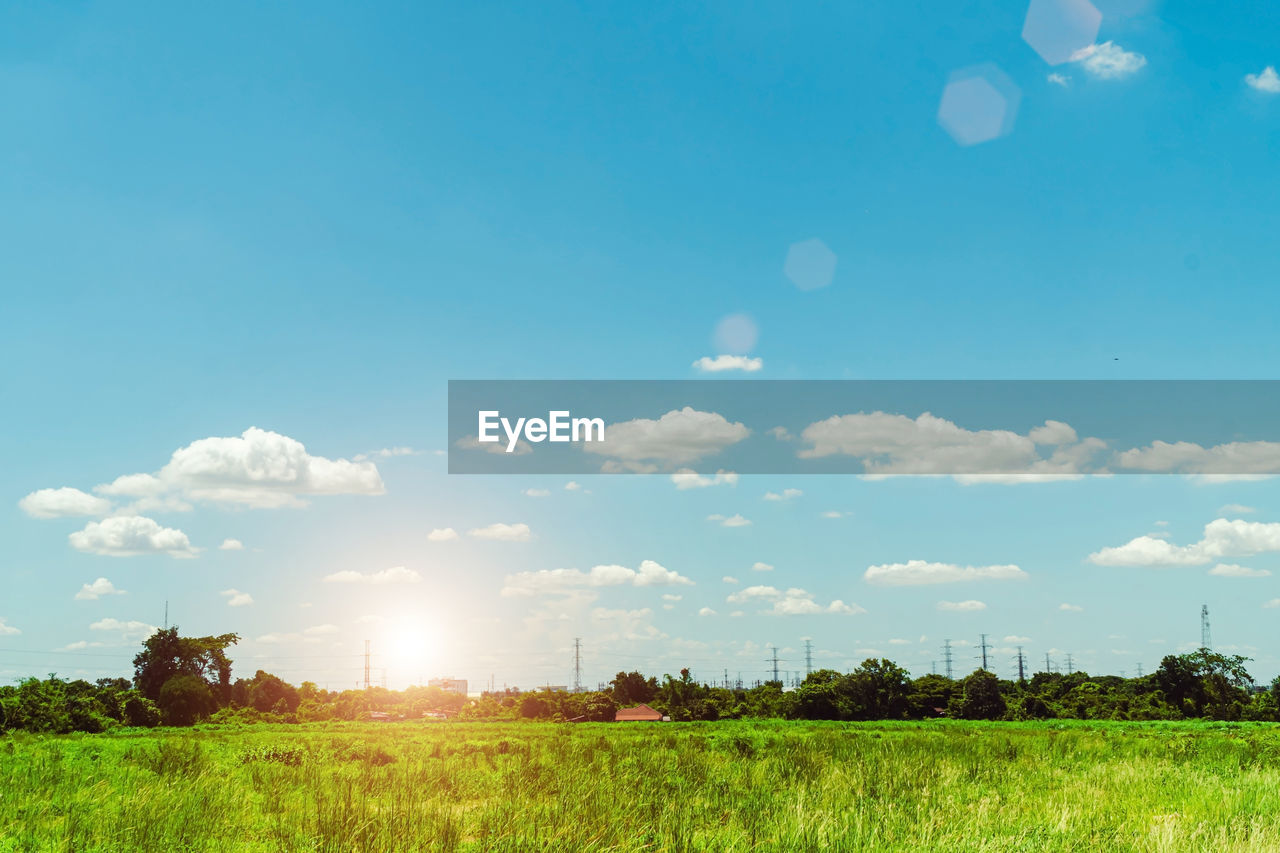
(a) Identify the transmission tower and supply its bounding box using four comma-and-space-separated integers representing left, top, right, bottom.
1135, 663, 1144, 678
364, 639, 371, 690
1015, 646, 1027, 683
1065, 653, 1074, 675
1201, 605, 1212, 650
804, 639, 814, 676
572, 637, 582, 692
768, 645, 781, 683
1044, 652, 1052, 674
977, 633, 991, 671
942, 640, 954, 680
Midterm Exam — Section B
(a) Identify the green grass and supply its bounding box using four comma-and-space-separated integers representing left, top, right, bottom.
4, 719, 1280, 851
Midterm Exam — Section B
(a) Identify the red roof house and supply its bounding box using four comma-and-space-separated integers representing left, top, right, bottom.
614, 703, 663, 722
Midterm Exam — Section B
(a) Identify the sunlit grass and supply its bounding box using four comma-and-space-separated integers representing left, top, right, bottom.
3, 720, 1280, 851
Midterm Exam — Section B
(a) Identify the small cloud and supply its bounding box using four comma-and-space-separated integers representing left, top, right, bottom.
1208, 563, 1272, 578
60, 640, 104, 650
763, 489, 803, 501
1059, 603, 1084, 612
692, 355, 763, 373
323, 566, 422, 585
1071, 42, 1147, 79
75, 578, 125, 601
819, 510, 846, 519
1245, 66, 1280, 94
722, 576, 739, 584
937, 600, 986, 612
768, 427, 794, 442
303, 623, 338, 635
0, 618, 20, 636
524, 488, 550, 498
220, 588, 254, 607
427, 527, 458, 542
1264, 599, 1280, 609
752, 562, 774, 572
69, 516, 196, 558
888, 638, 911, 645
1220, 504, 1257, 515
1004, 635, 1031, 643
19, 487, 112, 519
467, 522, 531, 542
707, 513, 752, 528
671, 469, 738, 490
565, 481, 582, 491
89, 617, 157, 640
1047, 73, 1070, 87
662, 594, 683, 602
219, 538, 244, 551
698, 607, 717, 617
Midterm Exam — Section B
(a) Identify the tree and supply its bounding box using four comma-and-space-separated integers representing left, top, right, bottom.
158, 675, 215, 726
133, 627, 240, 705
610, 671, 658, 706
245, 671, 300, 713
847, 659, 912, 720
958, 669, 1006, 720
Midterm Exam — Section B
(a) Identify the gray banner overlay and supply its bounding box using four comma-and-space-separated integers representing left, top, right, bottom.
448, 380, 1280, 476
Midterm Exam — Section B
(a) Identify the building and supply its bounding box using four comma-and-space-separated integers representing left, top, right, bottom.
428, 677, 468, 695
614, 703, 663, 722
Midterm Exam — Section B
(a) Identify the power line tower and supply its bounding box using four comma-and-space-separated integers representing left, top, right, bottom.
1201, 604, 1212, 650
1065, 653, 1074, 675
767, 645, 781, 684
1044, 652, 1052, 674
1015, 646, 1027, 683
572, 637, 583, 692
977, 633, 991, 671
1135, 663, 1144, 678
804, 639, 814, 677
364, 639, 371, 690
942, 640, 954, 680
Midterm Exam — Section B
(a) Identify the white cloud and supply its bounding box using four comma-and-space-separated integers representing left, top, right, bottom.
1004, 635, 1031, 643
19, 487, 112, 519
937, 600, 986, 612
692, 354, 763, 373
819, 510, 846, 519
1115, 441, 1280, 476
583, 407, 749, 468
75, 578, 124, 600
763, 488, 802, 501
354, 447, 420, 460
95, 427, 384, 509
1088, 518, 1280, 566
1220, 504, 1257, 515
220, 588, 254, 607
671, 469, 739, 490
1071, 42, 1147, 79
706, 513, 751, 528
1059, 603, 1084, 612
501, 559, 693, 597
588, 606, 666, 642
427, 527, 459, 542
1047, 72, 1070, 87
1208, 563, 1271, 578
727, 584, 783, 603
69, 516, 196, 558
323, 566, 421, 585
564, 481, 582, 491
60, 640, 103, 650
662, 594, 683, 602
864, 560, 1027, 586
752, 562, 774, 572
722, 576, 739, 584
888, 638, 911, 645
219, 538, 244, 551
698, 607, 717, 617
524, 488, 550, 497
467, 522, 531, 542
89, 617, 157, 640
727, 585, 863, 615
1264, 599, 1280, 609
1245, 66, 1280, 93
0, 618, 20, 636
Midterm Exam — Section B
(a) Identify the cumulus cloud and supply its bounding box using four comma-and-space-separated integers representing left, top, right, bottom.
707, 513, 751, 528
0, 618, 20, 636
796, 412, 1104, 478
1264, 599, 1280, 609
671, 469, 739, 490
1004, 635, 1031, 643
1071, 42, 1147, 78
698, 607, 717, 617
467, 522, 531, 542
220, 588, 254, 607
937, 600, 986, 612
819, 510, 846, 519
864, 560, 1027, 586
90, 617, 157, 640
1115, 441, 1280, 476
752, 562, 774, 572
1088, 518, 1280, 566
501, 559, 693, 597
19, 487, 112, 519
303, 624, 338, 635
69, 516, 196, 558
692, 354, 763, 373
323, 566, 421, 585
219, 538, 244, 551
582, 407, 749, 468
524, 488, 550, 497
75, 578, 124, 600
726, 585, 863, 615
763, 488, 802, 501
1208, 563, 1271, 578
1059, 603, 1084, 612
427, 527, 459, 542
93, 427, 384, 510
1245, 66, 1280, 93
722, 576, 739, 584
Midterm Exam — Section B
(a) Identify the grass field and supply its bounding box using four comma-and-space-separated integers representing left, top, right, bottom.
4, 720, 1280, 851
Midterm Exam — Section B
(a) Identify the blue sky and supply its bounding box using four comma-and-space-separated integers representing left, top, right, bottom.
4, 0, 1280, 690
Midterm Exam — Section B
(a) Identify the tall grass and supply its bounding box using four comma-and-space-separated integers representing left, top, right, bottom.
2, 720, 1279, 851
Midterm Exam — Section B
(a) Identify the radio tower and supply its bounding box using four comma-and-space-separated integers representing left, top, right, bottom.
942, 640, 954, 680
364, 640, 371, 690
804, 639, 814, 677
977, 634, 991, 671
1201, 605, 1212, 650
1015, 646, 1027, 683
572, 637, 583, 693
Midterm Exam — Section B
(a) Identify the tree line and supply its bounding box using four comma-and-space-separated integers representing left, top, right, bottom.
1, 627, 1276, 733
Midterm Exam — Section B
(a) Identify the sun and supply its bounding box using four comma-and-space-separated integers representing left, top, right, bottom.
380, 619, 445, 684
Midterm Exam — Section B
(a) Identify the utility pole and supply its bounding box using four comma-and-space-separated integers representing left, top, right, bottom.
942, 640, 954, 680
364, 639, 371, 690
1015, 646, 1027, 683
164, 600, 168, 630
804, 639, 814, 677
1201, 605, 1212, 650
978, 633, 991, 671
572, 637, 582, 693
723, 668, 729, 689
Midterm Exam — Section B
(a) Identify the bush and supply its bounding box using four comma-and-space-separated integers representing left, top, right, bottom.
158, 675, 215, 726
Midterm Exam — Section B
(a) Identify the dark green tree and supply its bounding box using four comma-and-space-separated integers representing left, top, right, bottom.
133, 627, 240, 705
